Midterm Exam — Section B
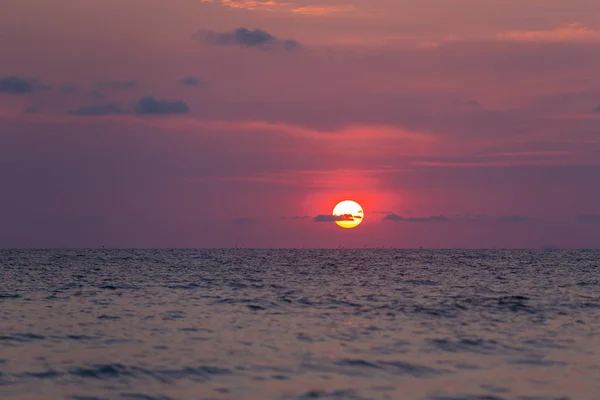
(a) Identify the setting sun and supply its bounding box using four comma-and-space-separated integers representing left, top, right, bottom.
332, 200, 364, 229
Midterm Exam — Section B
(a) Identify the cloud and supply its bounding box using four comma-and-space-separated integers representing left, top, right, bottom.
69, 102, 128, 116
0, 76, 48, 94
96, 81, 137, 90
232, 217, 259, 225
134, 97, 189, 115
202, 1, 353, 15
292, 5, 354, 15
383, 214, 449, 222
314, 214, 357, 222
384, 213, 529, 223
290, 215, 311, 220
498, 215, 528, 223
201, 0, 285, 11
576, 214, 600, 222
180, 77, 204, 86
382, 214, 404, 222
497, 23, 600, 43
197, 28, 302, 51
68, 97, 190, 116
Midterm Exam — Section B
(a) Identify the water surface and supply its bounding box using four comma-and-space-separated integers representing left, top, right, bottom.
1, 249, 599, 399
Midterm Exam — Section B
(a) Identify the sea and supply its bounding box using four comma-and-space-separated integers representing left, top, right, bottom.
0, 249, 599, 400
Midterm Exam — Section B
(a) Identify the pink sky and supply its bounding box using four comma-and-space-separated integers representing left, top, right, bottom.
1, 0, 600, 248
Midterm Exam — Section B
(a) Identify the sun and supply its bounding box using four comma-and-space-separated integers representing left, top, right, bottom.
332, 200, 364, 229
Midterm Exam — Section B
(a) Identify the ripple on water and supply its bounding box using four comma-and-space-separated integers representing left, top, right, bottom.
335, 358, 444, 378
0, 333, 45, 343
165, 283, 201, 289
426, 338, 510, 355
97, 315, 120, 320
120, 394, 175, 400
63, 334, 98, 341
296, 389, 368, 400
428, 396, 571, 400
71, 396, 108, 400
12, 364, 231, 385
154, 365, 231, 382
68, 364, 141, 380
428, 395, 507, 400
17, 370, 62, 379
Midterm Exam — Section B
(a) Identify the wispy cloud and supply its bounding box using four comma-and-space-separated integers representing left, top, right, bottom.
69, 97, 190, 116
180, 77, 205, 86
383, 214, 530, 223
202, 0, 285, 11
69, 102, 128, 116
292, 5, 354, 15
202, 0, 354, 15
232, 217, 260, 225
209, 167, 411, 189
383, 214, 449, 223
497, 23, 600, 43
134, 97, 189, 115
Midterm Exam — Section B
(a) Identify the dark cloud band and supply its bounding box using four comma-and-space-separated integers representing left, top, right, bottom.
0, 76, 49, 94
69, 97, 190, 116
196, 28, 302, 51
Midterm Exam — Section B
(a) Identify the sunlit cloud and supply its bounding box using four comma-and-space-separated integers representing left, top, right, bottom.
202, 0, 354, 15
314, 214, 356, 222
292, 5, 354, 15
497, 23, 600, 43
201, 0, 287, 11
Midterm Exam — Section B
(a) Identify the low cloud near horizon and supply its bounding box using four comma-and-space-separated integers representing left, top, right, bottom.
314, 214, 359, 222
232, 217, 260, 225
383, 214, 530, 223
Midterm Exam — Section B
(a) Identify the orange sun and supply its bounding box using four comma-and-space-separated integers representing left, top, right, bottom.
332, 200, 364, 229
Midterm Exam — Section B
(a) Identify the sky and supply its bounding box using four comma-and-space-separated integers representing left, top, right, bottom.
1, 0, 600, 248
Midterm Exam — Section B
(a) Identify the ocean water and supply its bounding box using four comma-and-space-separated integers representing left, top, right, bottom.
0, 250, 599, 400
